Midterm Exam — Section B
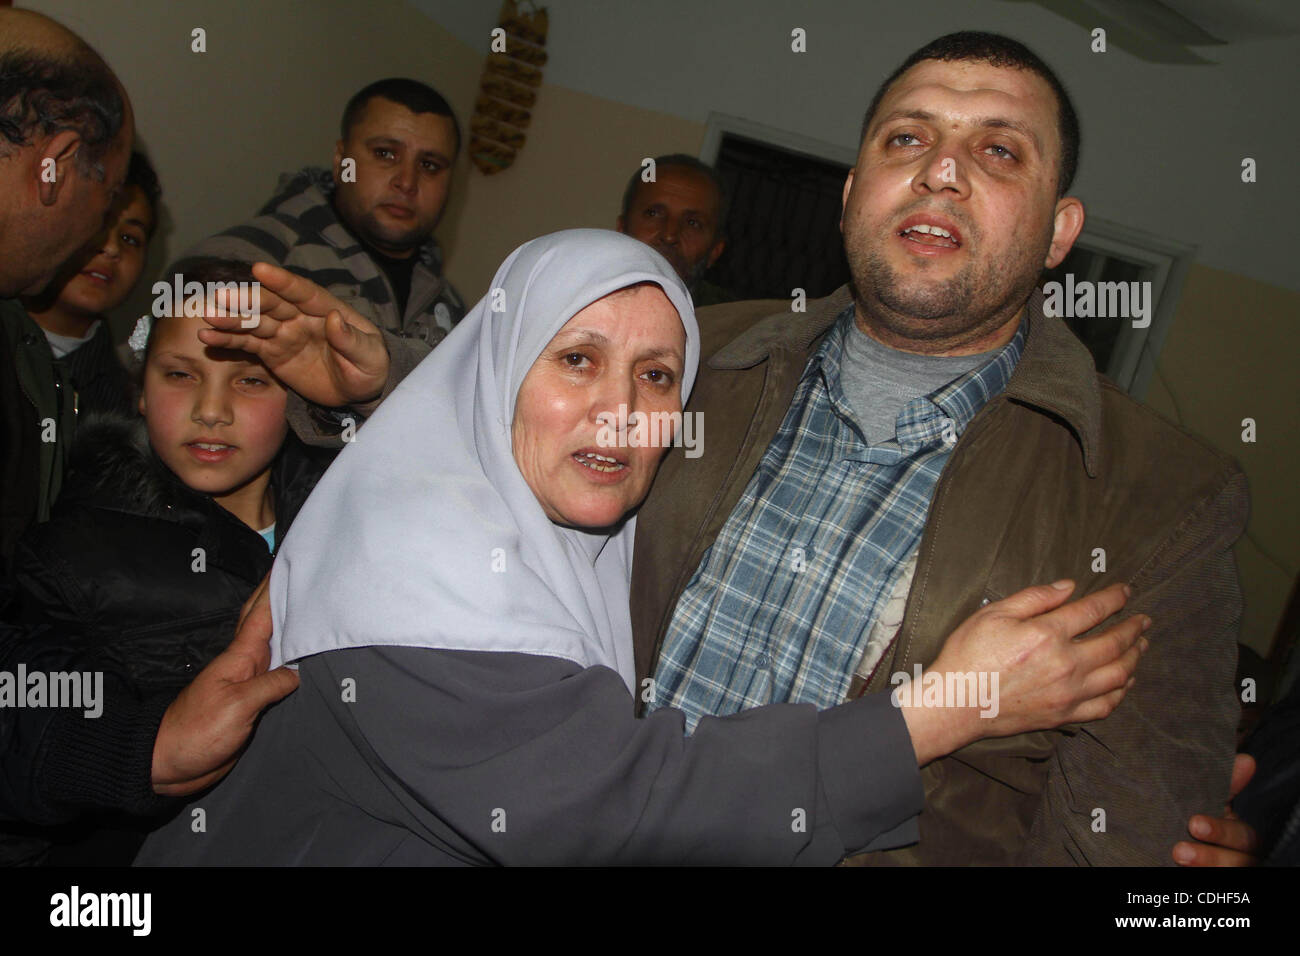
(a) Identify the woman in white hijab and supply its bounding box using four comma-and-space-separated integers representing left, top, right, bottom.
137, 230, 1143, 866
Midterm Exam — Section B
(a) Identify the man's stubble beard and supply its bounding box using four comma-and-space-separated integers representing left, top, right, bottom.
681, 253, 712, 291
353, 209, 431, 256
333, 189, 433, 257
844, 218, 1050, 350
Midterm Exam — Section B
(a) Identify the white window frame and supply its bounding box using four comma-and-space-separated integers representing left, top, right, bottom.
1066, 219, 1195, 397
699, 111, 857, 168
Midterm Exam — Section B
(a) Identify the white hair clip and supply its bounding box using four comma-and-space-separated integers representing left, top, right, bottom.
127, 313, 153, 359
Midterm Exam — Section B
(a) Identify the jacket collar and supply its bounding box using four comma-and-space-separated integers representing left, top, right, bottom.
709, 284, 1102, 476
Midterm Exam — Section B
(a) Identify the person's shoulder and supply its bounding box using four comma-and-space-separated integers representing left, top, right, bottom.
186, 168, 336, 266
273, 432, 337, 523
694, 297, 790, 358
256, 166, 334, 217
1098, 378, 1241, 479
19, 415, 245, 627
696, 287, 853, 365
56, 412, 203, 523
1091, 378, 1247, 536
17, 417, 161, 599
0, 297, 29, 322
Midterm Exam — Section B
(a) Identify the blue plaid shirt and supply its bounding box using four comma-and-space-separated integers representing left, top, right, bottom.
651, 306, 1024, 731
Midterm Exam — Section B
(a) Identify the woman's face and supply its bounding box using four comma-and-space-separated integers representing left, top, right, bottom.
511, 283, 687, 529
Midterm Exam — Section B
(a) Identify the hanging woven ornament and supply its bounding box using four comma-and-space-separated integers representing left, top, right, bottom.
470, 0, 548, 175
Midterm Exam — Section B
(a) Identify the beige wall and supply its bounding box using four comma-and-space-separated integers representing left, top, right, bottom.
441, 83, 705, 300
1145, 266, 1300, 658
28, 1, 1297, 658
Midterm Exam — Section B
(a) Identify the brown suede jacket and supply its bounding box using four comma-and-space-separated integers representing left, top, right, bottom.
630, 284, 1247, 865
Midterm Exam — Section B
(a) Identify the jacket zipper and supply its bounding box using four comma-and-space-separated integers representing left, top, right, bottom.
405, 264, 446, 331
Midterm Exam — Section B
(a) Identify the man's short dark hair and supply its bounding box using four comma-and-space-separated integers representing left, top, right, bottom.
340, 78, 461, 156
859, 31, 1080, 197
0, 45, 125, 181
620, 153, 729, 238
125, 149, 161, 231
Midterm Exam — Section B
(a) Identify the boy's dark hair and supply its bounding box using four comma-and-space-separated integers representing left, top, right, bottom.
142, 257, 258, 362
859, 31, 1080, 197
125, 149, 161, 233
619, 154, 729, 238
340, 77, 460, 156
0, 45, 126, 181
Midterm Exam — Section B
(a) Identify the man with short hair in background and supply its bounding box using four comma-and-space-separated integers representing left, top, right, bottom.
616, 153, 735, 307
189, 77, 466, 445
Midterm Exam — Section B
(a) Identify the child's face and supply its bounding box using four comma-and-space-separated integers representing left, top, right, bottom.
57, 185, 154, 316
139, 309, 289, 497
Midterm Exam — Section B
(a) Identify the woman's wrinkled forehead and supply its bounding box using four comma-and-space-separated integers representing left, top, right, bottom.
489, 229, 701, 418
546, 282, 685, 358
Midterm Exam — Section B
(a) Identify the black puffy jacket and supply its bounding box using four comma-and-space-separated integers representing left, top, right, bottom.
2, 412, 333, 863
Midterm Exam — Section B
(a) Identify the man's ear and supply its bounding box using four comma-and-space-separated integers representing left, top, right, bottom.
706, 238, 726, 269
37, 130, 84, 206
839, 169, 856, 231
1045, 197, 1085, 269
137, 388, 147, 416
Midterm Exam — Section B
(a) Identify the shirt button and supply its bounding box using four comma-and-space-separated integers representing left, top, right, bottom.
755, 654, 771, 667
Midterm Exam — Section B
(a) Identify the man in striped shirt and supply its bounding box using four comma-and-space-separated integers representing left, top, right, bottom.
185, 78, 465, 445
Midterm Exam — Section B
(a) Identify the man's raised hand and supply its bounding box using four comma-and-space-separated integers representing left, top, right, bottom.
197, 261, 390, 408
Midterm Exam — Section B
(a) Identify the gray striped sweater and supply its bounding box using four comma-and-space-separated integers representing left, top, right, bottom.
186, 166, 465, 446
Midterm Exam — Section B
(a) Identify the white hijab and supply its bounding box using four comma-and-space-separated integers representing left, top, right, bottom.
268, 229, 700, 694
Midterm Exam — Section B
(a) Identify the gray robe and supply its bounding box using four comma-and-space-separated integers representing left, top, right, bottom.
135, 646, 922, 866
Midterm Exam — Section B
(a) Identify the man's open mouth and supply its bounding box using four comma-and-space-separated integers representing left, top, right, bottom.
899, 223, 960, 248
896, 215, 964, 250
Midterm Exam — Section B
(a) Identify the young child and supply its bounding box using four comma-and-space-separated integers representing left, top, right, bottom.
21, 150, 162, 420
7, 257, 334, 865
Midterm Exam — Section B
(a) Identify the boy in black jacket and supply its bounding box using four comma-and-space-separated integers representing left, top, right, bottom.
6, 258, 333, 864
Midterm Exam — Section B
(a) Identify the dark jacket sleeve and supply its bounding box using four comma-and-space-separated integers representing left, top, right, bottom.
311, 645, 924, 865
1018, 468, 1248, 865
284, 329, 432, 448
2, 533, 177, 824
0, 616, 174, 824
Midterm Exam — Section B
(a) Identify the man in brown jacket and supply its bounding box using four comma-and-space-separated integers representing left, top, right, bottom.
630, 32, 1249, 865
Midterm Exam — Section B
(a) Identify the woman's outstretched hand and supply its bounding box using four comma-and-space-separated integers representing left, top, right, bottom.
898, 580, 1148, 766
